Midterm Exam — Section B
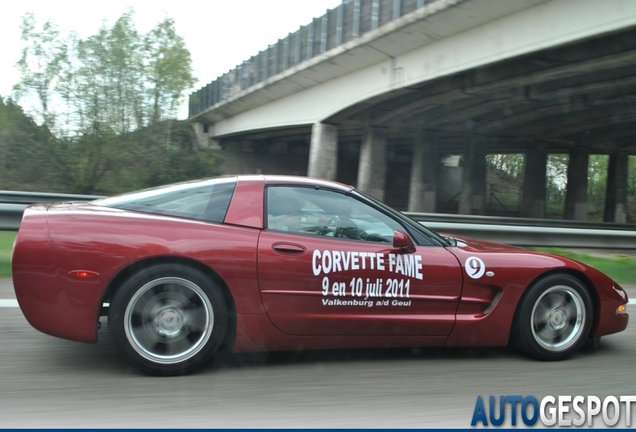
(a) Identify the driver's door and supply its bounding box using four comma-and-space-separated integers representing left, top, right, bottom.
257, 186, 462, 336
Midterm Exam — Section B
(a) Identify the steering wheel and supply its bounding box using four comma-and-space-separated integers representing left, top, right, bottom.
322, 215, 341, 237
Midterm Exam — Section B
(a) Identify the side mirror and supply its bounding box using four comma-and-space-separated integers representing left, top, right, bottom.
392, 230, 415, 253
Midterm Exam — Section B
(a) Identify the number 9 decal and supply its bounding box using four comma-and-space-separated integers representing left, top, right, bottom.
465, 256, 485, 279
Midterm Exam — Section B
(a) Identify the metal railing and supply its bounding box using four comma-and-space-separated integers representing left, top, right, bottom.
404, 213, 636, 249
0, 191, 104, 232
189, 0, 439, 117
2, 190, 636, 249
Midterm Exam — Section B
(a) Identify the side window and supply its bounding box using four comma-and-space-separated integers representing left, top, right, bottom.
267, 193, 303, 232
266, 186, 403, 243
94, 177, 237, 223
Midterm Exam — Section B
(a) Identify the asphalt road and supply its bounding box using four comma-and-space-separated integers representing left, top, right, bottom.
1, 278, 635, 428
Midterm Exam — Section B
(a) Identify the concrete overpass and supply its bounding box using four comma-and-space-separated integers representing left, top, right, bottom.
189, 0, 636, 222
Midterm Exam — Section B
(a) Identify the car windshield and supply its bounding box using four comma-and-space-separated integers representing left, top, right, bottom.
92, 176, 237, 223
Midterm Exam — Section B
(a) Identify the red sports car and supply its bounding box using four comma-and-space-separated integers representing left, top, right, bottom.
12, 175, 629, 375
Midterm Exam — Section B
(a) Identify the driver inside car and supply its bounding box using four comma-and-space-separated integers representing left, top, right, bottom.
268, 196, 303, 233
268, 194, 363, 239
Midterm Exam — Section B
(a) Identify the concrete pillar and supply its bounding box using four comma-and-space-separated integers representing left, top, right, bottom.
308, 122, 338, 180
408, 132, 438, 212
193, 122, 222, 149
520, 142, 547, 218
357, 126, 387, 201
458, 136, 486, 215
604, 151, 628, 223
193, 122, 210, 148
564, 147, 589, 220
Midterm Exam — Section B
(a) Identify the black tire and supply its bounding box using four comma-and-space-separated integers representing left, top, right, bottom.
108, 264, 228, 375
513, 274, 592, 361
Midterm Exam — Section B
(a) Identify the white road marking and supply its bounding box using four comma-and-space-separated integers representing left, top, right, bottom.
0, 300, 19, 308
0, 300, 110, 308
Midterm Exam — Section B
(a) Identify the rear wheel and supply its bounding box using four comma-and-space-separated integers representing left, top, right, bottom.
514, 274, 592, 361
109, 264, 227, 375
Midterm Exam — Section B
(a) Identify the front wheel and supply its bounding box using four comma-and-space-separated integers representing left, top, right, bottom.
109, 264, 228, 375
513, 274, 592, 361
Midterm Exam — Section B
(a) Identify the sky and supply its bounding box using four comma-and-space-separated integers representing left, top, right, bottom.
0, 0, 343, 118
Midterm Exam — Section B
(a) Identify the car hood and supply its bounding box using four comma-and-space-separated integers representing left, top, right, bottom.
439, 232, 601, 276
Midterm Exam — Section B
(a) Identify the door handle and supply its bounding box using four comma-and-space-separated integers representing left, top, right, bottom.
272, 242, 306, 255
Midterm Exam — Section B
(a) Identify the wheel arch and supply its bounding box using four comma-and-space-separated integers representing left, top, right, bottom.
512, 268, 600, 340
101, 256, 237, 349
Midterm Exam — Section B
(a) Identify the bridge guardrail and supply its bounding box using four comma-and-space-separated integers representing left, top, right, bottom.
189, 0, 443, 116
2, 191, 635, 249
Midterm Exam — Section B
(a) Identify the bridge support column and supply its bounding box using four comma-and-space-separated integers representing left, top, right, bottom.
408, 132, 438, 212
193, 122, 210, 148
521, 142, 547, 218
308, 123, 338, 180
564, 147, 589, 220
604, 151, 628, 223
357, 127, 387, 201
458, 137, 486, 215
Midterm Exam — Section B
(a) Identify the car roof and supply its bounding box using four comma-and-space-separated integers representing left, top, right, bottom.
258, 175, 353, 192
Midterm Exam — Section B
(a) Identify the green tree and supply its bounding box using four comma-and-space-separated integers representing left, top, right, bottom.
486, 153, 573, 218
13, 13, 68, 130
488, 153, 524, 177
545, 154, 568, 218
587, 155, 608, 221
486, 153, 524, 213
0, 97, 57, 190
95, 119, 222, 193
144, 18, 195, 125
12, 11, 201, 194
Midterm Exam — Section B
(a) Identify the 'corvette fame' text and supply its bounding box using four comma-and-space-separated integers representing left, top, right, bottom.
312, 250, 423, 279
313, 250, 423, 308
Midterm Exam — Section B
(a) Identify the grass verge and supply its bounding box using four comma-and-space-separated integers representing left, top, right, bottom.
530, 247, 636, 284
0, 231, 16, 277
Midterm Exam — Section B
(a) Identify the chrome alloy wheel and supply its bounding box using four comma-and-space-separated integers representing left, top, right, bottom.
123, 277, 214, 365
530, 285, 586, 352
